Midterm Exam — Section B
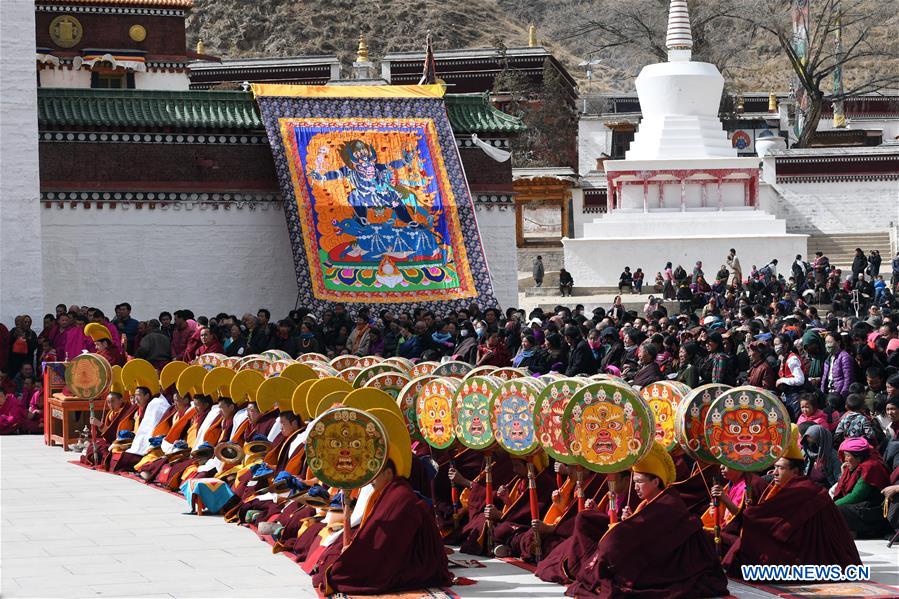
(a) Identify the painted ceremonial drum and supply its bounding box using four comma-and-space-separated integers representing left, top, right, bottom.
396, 375, 437, 443
535, 378, 586, 465
264, 359, 292, 378
416, 377, 461, 450
452, 376, 502, 451
262, 349, 292, 361
410, 361, 439, 379
491, 367, 529, 382
306, 407, 388, 489
589, 373, 627, 385
362, 372, 411, 400
330, 355, 360, 371
703, 386, 790, 471
220, 356, 241, 369
353, 363, 405, 389
297, 353, 329, 365
639, 381, 691, 452
490, 378, 545, 456
337, 367, 362, 385
194, 353, 226, 370
432, 361, 473, 378
675, 384, 730, 462
310, 364, 339, 378
381, 356, 414, 373
237, 356, 271, 373
65, 353, 112, 399
357, 355, 383, 368
463, 365, 496, 380
564, 381, 655, 473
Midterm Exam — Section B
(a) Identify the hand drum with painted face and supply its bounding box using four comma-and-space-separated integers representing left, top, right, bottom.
535, 378, 586, 464
675, 383, 730, 462
639, 381, 690, 452
704, 386, 790, 471
489, 378, 545, 456
66, 353, 112, 399
491, 367, 529, 382
397, 375, 436, 443
564, 382, 654, 473
410, 361, 439, 379
433, 361, 473, 379
452, 376, 501, 450
306, 407, 388, 489
354, 363, 405, 389
362, 371, 410, 400
416, 377, 461, 449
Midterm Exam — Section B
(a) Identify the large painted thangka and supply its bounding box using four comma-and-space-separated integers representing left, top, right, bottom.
254, 84, 497, 311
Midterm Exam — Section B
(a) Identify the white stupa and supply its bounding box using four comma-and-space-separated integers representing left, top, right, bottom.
564, 0, 806, 288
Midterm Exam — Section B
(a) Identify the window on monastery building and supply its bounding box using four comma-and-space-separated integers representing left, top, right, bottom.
90, 66, 134, 89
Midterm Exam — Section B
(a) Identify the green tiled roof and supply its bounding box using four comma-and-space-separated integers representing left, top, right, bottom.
37, 88, 524, 135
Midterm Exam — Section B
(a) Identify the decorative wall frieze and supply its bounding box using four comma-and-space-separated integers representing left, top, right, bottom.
40, 190, 282, 210
40, 131, 267, 145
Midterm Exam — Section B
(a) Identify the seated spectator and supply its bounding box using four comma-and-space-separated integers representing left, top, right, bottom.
618, 267, 633, 293
833, 437, 891, 538
800, 423, 840, 488
632, 268, 645, 294
559, 268, 574, 297
797, 394, 831, 430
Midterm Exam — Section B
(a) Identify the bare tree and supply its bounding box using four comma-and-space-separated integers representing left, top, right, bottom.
726, 0, 899, 147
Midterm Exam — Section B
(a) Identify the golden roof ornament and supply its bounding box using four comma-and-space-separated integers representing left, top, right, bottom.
356, 35, 369, 62
768, 91, 778, 113
196, 39, 205, 54
528, 24, 537, 47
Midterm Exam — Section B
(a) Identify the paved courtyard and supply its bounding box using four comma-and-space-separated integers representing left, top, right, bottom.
1, 435, 897, 598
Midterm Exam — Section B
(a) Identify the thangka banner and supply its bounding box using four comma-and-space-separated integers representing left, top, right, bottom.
254, 84, 498, 312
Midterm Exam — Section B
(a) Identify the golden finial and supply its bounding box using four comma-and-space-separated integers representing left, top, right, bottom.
196, 39, 205, 55
356, 34, 369, 62
528, 24, 537, 47
736, 94, 745, 114
768, 91, 778, 113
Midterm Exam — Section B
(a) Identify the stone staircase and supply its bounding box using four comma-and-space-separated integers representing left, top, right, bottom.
806, 232, 891, 272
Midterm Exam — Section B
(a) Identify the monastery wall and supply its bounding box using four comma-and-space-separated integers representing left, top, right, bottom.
472, 206, 517, 310
40, 203, 298, 320
1, 0, 45, 324
761, 181, 899, 234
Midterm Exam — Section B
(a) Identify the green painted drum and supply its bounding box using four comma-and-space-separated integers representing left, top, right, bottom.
489, 378, 545, 456
65, 353, 113, 399
396, 375, 436, 443
563, 381, 655, 474
417, 377, 462, 449
353, 363, 404, 389
675, 384, 730, 462
432, 361, 473, 378
306, 407, 388, 489
362, 372, 410, 400
703, 386, 790, 472
261, 349, 292, 361
639, 380, 691, 452
535, 378, 586, 465
452, 376, 502, 450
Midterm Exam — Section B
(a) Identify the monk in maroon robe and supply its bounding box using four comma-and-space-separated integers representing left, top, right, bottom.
567, 443, 728, 599
81, 391, 137, 467
444, 450, 514, 546
536, 472, 638, 585
723, 456, 862, 578
311, 460, 452, 595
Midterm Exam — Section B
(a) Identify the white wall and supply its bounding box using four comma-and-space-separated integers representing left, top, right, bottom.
762, 181, 899, 234
1, 0, 45, 325
39, 68, 91, 89
133, 71, 190, 91
473, 206, 517, 310
40, 204, 299, 321
578, 117, 612, 175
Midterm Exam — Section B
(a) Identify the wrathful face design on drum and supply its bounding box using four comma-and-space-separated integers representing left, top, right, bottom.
497, 395, 534, 452
456, 392, 491, 445
313, 419, 381, 483
648, 396, 675, 448
577, 402, 639, 466
420, 394, 454, 446
538, 384, 576, 454
709, 407, 782, 466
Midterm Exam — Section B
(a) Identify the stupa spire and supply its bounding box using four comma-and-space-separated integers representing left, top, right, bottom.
666, 0, 693, 62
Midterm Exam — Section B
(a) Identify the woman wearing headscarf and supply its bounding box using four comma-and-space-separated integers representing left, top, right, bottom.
800, 424, 840, 488
453, 321, 479, 365
801, 329, 825, 388
833, 437, 891, 538
675, 342, 700, 388
512, 331, 547, 372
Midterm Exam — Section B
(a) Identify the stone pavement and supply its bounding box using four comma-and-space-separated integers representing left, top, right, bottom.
2, 435, 897, 598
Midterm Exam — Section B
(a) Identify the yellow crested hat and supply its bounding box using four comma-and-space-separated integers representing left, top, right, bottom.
109, 364, 126, 396
368, 407, 413, 479
121, 359, 160, 396
160, 361, 189, 391
291, 379, 317, 422
306, 377, 352, 419
256, 376, 297, 414
782, 424, 804, 461
279, 363, 317, 385
632, 441, 677, 487
342, 388, 404, 424
85, 322, 112, 343
229, 370, 264, 407
202, 366, 237, 401
176, 365, 207, 399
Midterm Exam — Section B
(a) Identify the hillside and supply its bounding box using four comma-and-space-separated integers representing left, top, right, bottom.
186, 0, 898, 94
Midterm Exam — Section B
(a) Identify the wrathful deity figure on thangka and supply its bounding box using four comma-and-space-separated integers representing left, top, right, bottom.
309, 139, 444, 263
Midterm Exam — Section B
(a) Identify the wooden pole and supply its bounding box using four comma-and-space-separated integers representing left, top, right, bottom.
527, 461, 542, 562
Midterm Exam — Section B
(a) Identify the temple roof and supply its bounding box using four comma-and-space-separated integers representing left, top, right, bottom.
36, 88, 525, 134
38, 0, 194, 7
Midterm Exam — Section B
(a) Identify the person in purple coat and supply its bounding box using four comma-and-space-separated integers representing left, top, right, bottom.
821, 333, 855, 399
